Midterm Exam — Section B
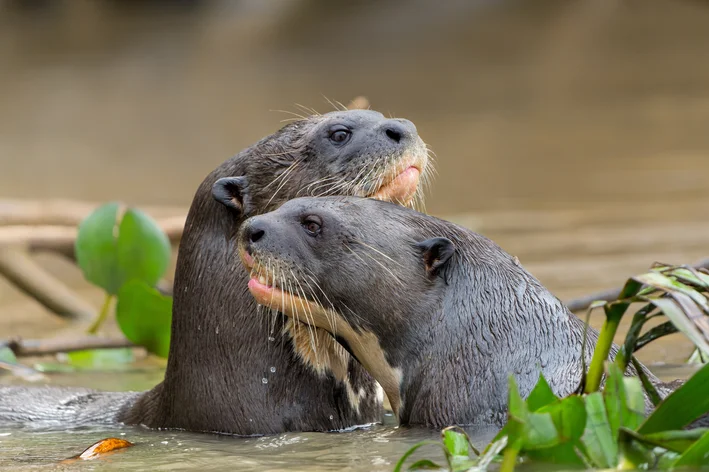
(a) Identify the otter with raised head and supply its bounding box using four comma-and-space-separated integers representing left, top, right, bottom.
236, 196, 672, 428
0, 110, 430, 435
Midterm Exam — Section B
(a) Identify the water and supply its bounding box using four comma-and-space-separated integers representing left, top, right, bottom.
0, 423, 469, 472
2, 0, 709, 469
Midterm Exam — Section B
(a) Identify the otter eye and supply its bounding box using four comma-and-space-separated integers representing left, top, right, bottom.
328, 126, 351, 145
302, 215, 323, 237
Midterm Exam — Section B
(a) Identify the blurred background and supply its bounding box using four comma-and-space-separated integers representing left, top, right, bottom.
1, 0, 709, 367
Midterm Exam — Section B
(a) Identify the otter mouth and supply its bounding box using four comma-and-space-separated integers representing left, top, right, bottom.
368, 153, 427, 205
241, 254, 304, 309
240, 247, 404, 417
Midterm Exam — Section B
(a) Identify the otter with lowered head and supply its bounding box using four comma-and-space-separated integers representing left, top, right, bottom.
235, 196, 673, 429
0, 110, 431, 435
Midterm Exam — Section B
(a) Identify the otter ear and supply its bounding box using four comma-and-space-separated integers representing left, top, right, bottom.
212, 176, 253, 216
416, 237, 455, 280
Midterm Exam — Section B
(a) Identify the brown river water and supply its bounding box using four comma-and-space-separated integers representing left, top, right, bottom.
1, 0, 709, 470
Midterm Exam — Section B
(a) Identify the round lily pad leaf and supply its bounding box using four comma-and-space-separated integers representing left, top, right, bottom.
116, 280, 172, 358
75, 202, 122, 294
115, 207, 171, 291
75, 203, 171, 295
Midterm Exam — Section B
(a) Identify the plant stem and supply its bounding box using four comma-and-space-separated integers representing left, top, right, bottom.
584, 304, 626, 394
500, 446, 519, 472
87, 294, 113, 335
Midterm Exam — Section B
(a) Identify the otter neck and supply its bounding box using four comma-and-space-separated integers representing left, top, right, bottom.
389, 256, 586, 428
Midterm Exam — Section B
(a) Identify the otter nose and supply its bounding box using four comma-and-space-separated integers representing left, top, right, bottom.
245, 220, 266, 244
383, 119, 417, 144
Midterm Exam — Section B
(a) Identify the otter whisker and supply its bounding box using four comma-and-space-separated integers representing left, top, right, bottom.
290, 269, 318, 342
270, 109, 308, 121
300, 272, 337, 337
352, 165, 379, 197
346, 164, 373, 192
322, 95, 347, 113
265, 161, 302, 208
299, 176, 340, 197
289, 278, 320, 365
346, 244, 405, 288
316, 178, 352, 197
292, 275, 320, 360
310, 177, 348, 197
293, 103, 320, 117
263, 159, 298, 192
352, 239, 403, 267
267, 257, 280, 337
264, 158, 301, 192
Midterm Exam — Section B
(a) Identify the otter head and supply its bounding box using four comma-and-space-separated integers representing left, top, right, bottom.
210, 109, 430, 220
236, 196, 455, 415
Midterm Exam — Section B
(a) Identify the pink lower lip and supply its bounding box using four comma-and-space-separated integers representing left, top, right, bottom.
248, 277, 276, 303
399, 166, 419, 179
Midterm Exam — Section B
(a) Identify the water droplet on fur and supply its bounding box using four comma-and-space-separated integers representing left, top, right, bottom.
215, 326, 220, 334
268, 336, 275, 342
262, 378, 268, 384
269, 367, 276, 373
329, 415, 334, 420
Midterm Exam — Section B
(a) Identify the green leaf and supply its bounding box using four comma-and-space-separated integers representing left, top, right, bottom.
617, 430, 655, 470
526, 373, 558, 412
650, 297, 709, 358
477, 436, 507, 470
442, 429, 468, 457
525, 443, 586, 466
631, 356, 662, 407
604, 363, 623, 441
582, 392, 617, 468
115, 208, 171, 290
672, 428, 709, 467
116, 280, 173, 358
539, 395, 586, 443
667, 267, 709, 291
507, 375, 527, 420
622, 376, 646, 431
393, 441, 447, 472
604, 362, 645, 436
618, 303, 655, 369
406, 459, 443, 470
75, 202, 122, 294
524, 412, 560, 450
75, 203, 171, 295
0, 346, 17, 364
504, 375, 528, 451
635, 271, 709, 307
639, 361, 709, 434
634, 320, 678, 352
66, 348, 134, 369
623, 427, 709, 454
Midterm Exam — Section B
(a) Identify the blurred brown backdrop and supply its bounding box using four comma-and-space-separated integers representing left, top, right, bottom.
1, 0, 709, 365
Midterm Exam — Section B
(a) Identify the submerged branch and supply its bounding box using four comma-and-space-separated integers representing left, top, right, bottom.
0, 216, 186, 260
4, 336, 136, 357
0, 199, 186, 227
0, 247, 96, 321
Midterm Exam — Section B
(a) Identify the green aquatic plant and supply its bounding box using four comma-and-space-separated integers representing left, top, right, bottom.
74, 202, 173, 359
395, 264, 709, 471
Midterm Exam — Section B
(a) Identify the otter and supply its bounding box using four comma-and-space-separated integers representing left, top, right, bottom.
235, 196, 674, 429
0, 110, 431, 435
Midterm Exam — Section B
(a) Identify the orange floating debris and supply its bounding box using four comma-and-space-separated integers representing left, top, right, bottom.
61, 437, 134, 463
